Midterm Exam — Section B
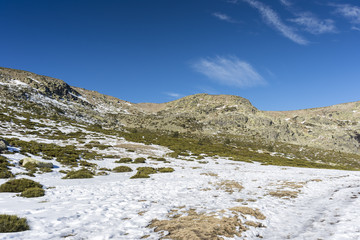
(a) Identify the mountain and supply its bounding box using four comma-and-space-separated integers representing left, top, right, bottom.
1, 66, 359, 155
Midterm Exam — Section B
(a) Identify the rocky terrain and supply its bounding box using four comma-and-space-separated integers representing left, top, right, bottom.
1, 66, 360, 155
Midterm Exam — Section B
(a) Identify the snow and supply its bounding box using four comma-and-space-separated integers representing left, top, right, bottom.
27, 77, 40, 84
69, 92, 89, 103
11, 79, 28, 86
1, 115, 360, 239
1, 151, 360, 239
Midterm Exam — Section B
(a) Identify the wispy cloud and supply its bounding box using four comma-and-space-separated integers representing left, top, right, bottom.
242, 0, 308, 45
279, 0, 292, 7
289, 13, 336, 34
213, 12, 236, 23
332, 4, 360, 24
165, 92, 183, 98
192, 56, 266, 88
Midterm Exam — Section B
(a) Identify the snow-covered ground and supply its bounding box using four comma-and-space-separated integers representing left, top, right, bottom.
1, 153, 360, 239
1, 115, 360, 239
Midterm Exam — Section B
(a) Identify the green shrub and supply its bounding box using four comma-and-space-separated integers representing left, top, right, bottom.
0, 156, 14, 179
62, 169, 94, 179
113, 166, 133, 173
6, 139, 103, 167
23, 162, 37, 176
130, 167, 157, 179
115, 158, 133, 163
0, 214, 29, 232
79, 160, 97, 167
137, 167, 157, 175
156, 157, 167, 162
99, 167, 111, 171
0, 178, 42, 192
20, 187, 45, 198
38, 167, 53, 173
0, 169, 14, 179
158, 167, 175, 173
133, 157, 146, 164
96, 171, 109, 176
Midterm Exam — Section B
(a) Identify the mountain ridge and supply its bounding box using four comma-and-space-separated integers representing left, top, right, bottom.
1, 66, 360, 155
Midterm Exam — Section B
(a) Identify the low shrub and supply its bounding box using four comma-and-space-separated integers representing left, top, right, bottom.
156, 158, 166, 162
158, 167, 175, 173
96, 171, 109, 176
62, 169, 94, 179
79, 160, 97, 168
0, 156, 14, 179
0, 169, 14, 179
133, 157, 146, 164
113, 166, 133, 173
115, 158, 133, 163
20, 187, 45, 198
0, 214, 29, 232
0, 178, 42, 192
99, 167, 111, 171
130, 167, 157, 179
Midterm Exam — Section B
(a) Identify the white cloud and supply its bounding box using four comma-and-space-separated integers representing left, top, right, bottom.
333, 4, 360, 24
289, 13, 337, 34
213, 12, 236, 23
165, 92, 183, 98
243, 0, 308, 45
192, 56, 266, 88
279, 0, 292, 7
351, 26, 360, 31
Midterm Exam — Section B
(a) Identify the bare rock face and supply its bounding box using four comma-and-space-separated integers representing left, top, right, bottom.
0, 139, 9, 153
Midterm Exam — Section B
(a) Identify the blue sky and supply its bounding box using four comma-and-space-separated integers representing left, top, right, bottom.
1, 0, 359, 111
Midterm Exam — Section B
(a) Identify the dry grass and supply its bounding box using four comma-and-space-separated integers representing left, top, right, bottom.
149, 210, 248, 240
200, 172, 218, 177
245, 221, 265, 228
215, 180, 243, 194
116, 143, 161, 155
279, 181, 305, 189
229, 207, 266, 220
268, 190, 299, 198
138, 211, 147, 216
310, 179, 322, 182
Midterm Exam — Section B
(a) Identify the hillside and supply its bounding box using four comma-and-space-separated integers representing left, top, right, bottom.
1, 66, 360, 156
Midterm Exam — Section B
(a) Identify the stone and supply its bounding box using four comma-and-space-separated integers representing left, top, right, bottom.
0, 139, 9, 152
22, 158, 53, 168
